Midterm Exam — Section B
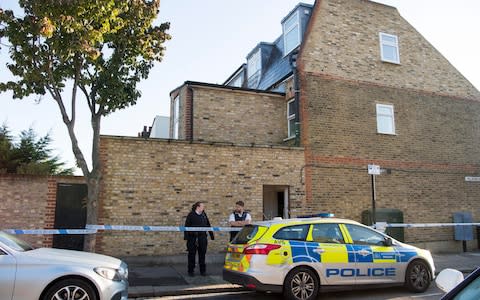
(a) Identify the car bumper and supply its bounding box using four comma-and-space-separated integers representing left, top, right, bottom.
223, 269, 282, 293
100, 279, 128, 300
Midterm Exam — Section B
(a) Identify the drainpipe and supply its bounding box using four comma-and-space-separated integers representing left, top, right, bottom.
289, 50, 301, 147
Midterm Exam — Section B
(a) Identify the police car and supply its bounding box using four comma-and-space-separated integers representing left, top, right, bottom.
223, 216, 435, 300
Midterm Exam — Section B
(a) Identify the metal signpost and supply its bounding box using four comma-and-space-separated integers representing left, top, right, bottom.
368, 164, 381, 227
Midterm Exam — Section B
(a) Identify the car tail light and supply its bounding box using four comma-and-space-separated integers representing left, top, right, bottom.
243, 244, 281, 255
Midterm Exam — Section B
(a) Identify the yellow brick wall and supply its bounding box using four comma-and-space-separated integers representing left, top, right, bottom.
172, 84, 288, 145
98, 136, 305, 256
300, 0, 480, 100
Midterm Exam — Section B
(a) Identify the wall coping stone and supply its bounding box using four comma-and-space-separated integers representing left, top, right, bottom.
101, 135, 304, 151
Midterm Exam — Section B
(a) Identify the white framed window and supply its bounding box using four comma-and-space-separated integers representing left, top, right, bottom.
379, 32, 400, 64
283, 10, 301, 56
172, 96, 179, 139
287, 99, 296, 138
247, 49, 261, 78
376, 104, 395, 135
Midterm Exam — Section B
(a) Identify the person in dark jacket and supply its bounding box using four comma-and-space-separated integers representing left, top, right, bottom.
184, 201, 214, 276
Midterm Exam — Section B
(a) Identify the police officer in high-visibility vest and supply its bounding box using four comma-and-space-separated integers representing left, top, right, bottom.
228, 201, 252, 241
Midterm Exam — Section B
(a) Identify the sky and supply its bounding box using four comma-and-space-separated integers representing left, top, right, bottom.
1, 0, 479, 175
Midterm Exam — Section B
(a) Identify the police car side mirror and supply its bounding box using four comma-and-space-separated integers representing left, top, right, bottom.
384, 237, 393, 247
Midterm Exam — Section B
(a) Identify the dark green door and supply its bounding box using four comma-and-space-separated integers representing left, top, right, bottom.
52, 183, 87, 250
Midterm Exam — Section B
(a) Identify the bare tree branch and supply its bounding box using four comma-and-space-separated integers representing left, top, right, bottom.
79, 84, 93, 111
70, 55, 82, 126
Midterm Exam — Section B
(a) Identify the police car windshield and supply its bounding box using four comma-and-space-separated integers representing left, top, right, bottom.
232, 225, 265, 244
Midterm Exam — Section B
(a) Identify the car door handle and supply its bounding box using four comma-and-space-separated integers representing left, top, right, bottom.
357, 249, 371, 256
313, 248, 325, 254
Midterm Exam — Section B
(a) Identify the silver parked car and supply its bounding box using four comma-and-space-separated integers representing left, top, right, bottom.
0, 231, 128, 300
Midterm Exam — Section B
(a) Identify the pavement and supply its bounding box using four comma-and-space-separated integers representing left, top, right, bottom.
125, 251, 480, 299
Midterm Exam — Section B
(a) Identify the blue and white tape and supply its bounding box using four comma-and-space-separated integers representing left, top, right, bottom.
3, 229, 97, 235
3, 226, 241, 235
379, 222, 480, 228
86, 225, 241, 232
6, 222, 480, 235
373, 222, 480, 232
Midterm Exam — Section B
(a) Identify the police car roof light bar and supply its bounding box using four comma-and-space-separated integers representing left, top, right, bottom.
298, 213, 335, 218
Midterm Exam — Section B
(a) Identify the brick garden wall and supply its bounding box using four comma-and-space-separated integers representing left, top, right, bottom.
98, 136, 305, 256
0, 174, 85, 247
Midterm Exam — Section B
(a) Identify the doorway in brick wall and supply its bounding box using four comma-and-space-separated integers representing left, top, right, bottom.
263, 185, 289, 220
52, 183, 87, 250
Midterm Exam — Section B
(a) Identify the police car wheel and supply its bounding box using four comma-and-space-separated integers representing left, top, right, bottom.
405, 260, 430, 293
284, 267, 319, 300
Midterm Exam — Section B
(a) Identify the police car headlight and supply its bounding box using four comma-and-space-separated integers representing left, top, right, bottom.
94, 267, 126, 281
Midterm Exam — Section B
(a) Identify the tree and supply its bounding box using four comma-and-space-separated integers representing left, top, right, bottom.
0, 124, 17, 173
0, 1, 170, 251
0, 124, 74, 175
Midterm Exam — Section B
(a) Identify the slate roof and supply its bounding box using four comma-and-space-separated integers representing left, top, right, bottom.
257, 36, 292, 90
224, 2, 313, 91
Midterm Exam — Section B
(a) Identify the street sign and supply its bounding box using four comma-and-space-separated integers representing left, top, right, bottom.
465, 177, 480, 182
368, 164, 381, 175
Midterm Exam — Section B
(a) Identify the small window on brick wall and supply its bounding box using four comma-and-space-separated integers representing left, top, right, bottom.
172, 96, 180, 139
379, 32, 400, 64
376, 103, 395, 135
287, 99, 296, 138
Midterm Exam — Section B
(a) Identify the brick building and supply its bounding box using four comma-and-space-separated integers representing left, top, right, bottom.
99, 0, 480, 255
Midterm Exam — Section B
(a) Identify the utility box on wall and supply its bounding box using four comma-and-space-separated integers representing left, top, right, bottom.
362, 208, 404, 242
453, 212, 473, 241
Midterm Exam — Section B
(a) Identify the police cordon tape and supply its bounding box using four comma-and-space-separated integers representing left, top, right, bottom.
374, 222, 480, 232
86, 225, 241, 232
378, 222, 480, 228
3, 229, 98, 235
3, 225, 242, 235
4, 222, 480, 235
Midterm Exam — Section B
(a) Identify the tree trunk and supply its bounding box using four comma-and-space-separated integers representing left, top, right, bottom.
82, 112, 103, 252
83, 174, 100, 252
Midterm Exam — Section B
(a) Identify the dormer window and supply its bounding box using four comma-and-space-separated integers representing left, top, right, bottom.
247, 49, 261, 78
230, 75, 243, 88
283, 10, 300, 55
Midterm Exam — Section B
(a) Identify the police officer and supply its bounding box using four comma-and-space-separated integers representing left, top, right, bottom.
184, 201, 214, 277
228, 201, 252, 241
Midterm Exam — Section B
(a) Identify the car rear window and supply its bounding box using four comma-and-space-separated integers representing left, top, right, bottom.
231, 225, 267, 244
273, 224, 310, 241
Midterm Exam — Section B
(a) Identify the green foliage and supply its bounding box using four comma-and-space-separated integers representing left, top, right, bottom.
0, 125, 18, 173
0, 1, 170, 241
0, 1, 170, 114
0, 124, 74, 175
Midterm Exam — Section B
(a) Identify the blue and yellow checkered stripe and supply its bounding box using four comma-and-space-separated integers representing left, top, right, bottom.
288, 241, 417, 264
